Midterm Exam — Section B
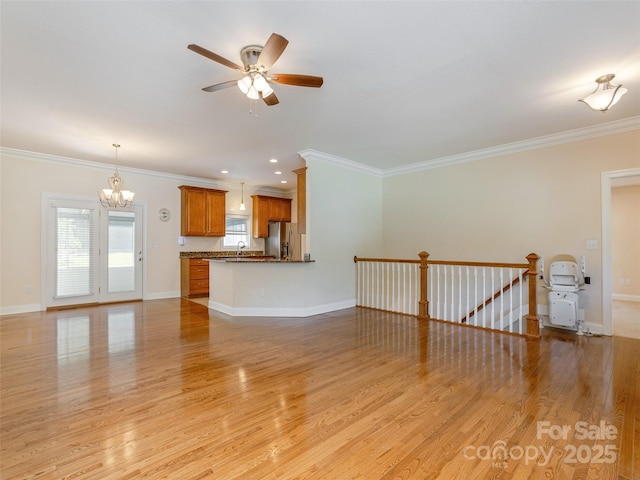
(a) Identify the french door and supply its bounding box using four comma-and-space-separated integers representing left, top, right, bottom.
44, 196, 143, 308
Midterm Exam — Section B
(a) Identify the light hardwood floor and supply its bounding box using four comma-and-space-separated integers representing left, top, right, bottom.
1, 299, 638, 479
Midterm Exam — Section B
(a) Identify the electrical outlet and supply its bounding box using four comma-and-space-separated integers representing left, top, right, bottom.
625, 279, 632, 286
620, 279, 626, 285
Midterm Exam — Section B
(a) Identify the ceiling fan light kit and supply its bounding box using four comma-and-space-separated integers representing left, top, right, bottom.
188, 33, 323, 106
579, 73, 627, 112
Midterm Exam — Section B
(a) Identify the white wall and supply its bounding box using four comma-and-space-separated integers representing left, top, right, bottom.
302, 154, 383, 308
380, 129, 640, 328
0, 149, 272, 313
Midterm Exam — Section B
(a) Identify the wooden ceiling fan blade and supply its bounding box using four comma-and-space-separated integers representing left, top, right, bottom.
188, 44, 244, 71
202, 80, 239, 92
270, 74, 324, 88
257, 33, 288, 70
262, 91, 279, 106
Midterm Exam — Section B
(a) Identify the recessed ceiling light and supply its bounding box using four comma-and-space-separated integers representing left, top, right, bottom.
269, 159, 278, 163
281, 180, 287, 184
275, 171, 282, 175
221, 170, 229, 174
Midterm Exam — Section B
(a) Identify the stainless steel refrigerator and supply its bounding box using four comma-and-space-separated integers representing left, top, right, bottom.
266, 222, 288, 260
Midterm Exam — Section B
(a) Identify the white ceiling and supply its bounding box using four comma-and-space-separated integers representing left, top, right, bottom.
2, 1, 639, 190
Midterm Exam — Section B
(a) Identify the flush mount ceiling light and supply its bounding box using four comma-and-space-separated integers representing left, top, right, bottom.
579, 74, 628, 112
98, 144, 135, 208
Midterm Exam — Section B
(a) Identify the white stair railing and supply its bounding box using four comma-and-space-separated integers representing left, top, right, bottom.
354, 257, 420, 315
354, 253, 540, 338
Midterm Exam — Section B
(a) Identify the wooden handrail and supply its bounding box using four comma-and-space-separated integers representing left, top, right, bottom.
354, 256, 527, 269
460, 274, 523, 324
354, 256, 419, 264
427, 259, 528, 268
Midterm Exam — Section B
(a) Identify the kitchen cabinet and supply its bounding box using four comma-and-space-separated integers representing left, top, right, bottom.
179, 186, 227, 236
268, 197, 292, 222
252, 195, 270, 238
252, 195, 292, 238
180, 258, 210, 298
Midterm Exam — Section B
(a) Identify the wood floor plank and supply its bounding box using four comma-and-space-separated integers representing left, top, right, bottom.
1, 299, 638, 479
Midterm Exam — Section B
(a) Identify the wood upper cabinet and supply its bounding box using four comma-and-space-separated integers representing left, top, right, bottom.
179, 186, 227, 236
252, 195, 292, 238
268, 197, 292, 222
252, 195, 270, 239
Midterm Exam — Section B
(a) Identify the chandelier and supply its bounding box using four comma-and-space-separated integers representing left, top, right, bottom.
98, 144, 135, 208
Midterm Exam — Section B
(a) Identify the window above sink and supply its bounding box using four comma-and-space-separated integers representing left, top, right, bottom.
223, 215, 250, 249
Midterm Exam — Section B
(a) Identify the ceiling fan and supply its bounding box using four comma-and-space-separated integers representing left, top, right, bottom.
188, 33, 323, 106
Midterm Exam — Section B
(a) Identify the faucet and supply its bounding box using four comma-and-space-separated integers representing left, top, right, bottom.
236, 241, 246, 256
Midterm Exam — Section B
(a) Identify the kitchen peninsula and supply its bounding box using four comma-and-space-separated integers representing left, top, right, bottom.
207, 257, 318, 317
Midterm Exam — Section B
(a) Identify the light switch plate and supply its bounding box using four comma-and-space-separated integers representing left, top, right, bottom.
586, 240, 598, 250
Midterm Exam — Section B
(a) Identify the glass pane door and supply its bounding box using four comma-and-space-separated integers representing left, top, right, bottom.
46, 203, 100, 308
45, 197, 144, 308
100, 205, 143, 303
107, 211, 135, 293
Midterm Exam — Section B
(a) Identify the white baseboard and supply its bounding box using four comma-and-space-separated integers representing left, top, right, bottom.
145, 291, 180, 300
0, 303, 43, 316
612, 294, 640, 303
1, 293, 182, 316
208, 299, 356, 318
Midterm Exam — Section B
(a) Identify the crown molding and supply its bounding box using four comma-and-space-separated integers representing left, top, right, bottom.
4, 116, 638, 186
0, 146, 230, 190
298, 149, 385, 177
300, 116, 640, 178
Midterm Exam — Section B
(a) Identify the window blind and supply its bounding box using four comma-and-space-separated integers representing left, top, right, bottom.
53, 206, 95, 298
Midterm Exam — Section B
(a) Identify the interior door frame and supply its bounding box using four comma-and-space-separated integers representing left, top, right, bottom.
601, 167, 640, 336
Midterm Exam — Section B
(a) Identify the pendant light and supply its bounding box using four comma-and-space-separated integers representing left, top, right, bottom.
239, 182, 246, 211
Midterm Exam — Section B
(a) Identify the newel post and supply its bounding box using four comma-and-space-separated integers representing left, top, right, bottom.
525, 253, 540, 339
418, 251, 430, 320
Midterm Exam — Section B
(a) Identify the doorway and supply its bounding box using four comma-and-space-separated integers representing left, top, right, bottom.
43, 195, 144, 308
601, 168, 640, 336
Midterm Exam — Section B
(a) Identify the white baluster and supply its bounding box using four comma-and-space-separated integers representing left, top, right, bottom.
473, 266, 478, 327
465, 266, 470, 325
499, 268, 504, 331
482, 267, 487, 327
519, 269, 524, 334
508, 268, 513, 333
458, 265, 462, 323
490, 267, 495, 329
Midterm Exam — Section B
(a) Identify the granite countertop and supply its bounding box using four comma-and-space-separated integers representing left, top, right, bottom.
179, 250, 267, 259
209, 258, 315, 263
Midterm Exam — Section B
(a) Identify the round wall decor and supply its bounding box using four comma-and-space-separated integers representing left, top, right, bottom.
158, 208, 171, 222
